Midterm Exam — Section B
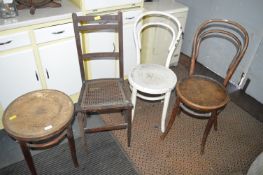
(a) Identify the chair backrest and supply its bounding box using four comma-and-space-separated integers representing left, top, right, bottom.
134, 11, 183, 68
72, 12, 124, 81
190, 19, 249, 87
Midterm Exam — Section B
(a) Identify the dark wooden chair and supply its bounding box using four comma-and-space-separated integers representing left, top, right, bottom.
72, 12, 133, 148
161, 19, 249, 154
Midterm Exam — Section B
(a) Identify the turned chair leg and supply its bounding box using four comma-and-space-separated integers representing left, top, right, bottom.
160, 97, 181, 140
201, 110, 217, 154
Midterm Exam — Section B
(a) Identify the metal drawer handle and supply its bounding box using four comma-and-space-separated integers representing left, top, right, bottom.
125, 17, 135, 20
0, 40, 12, 45
52, 30, 65, 35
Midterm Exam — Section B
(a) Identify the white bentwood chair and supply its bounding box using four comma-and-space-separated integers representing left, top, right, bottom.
128, 11, 183, 132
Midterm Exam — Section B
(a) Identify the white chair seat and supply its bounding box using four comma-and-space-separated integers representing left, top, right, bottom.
129, 64, 177, 94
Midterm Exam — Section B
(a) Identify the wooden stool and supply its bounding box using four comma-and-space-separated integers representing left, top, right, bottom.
2, 89, 79, 175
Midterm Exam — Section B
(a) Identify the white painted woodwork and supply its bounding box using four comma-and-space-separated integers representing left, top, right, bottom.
38, 39, 82, 95
0, 49, 41, 109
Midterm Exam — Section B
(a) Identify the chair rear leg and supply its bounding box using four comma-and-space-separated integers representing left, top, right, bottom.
201, 110, 217, 154
160, 97, 181, 140
213, 114, 218, 131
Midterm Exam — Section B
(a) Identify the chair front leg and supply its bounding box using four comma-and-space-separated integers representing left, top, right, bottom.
77, 112, 87, 148
131, 86, 137, 121
66, 125, 79, 168
123, 109, 132, 147
160, 97, 181, 140
201, 110, 217, 154
161, 91, 172, 133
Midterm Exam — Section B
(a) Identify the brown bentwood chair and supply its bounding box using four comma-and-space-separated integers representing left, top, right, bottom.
72, 12, 133, 148
161, 19, 249, 154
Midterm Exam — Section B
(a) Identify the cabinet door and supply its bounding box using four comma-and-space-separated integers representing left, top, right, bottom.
38, 39, 82, 96
0, 49, 41, 109
123, 23, 137, 77
85, 32, 117, 79
142, 11, 188, 66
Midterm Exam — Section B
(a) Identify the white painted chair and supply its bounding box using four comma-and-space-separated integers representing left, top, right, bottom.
128, 11, 183, 132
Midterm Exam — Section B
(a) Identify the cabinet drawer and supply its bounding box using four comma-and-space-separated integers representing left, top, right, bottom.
34, 23, 74, 44
84, 0, 142, 12
0, 32, 31, 51
123, 9, 142, 24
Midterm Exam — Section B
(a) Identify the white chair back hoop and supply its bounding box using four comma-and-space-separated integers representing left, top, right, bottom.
133, 11, 183, 67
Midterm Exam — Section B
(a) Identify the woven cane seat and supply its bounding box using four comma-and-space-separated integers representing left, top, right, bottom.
80, 79, 131, 111
2, 89, 74, 141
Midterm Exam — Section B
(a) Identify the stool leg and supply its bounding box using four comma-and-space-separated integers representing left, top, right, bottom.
19, 141, 37, 175
67, 125, 79, 167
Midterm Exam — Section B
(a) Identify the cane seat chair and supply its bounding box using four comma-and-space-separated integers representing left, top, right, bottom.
161, 19, 249, 154
72, 12, 133, 147
128, 11, 183, 132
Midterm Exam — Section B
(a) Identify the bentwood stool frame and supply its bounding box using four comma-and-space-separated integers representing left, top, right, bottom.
2, 89, 79, 175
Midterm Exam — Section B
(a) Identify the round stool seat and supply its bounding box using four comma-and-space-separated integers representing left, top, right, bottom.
3, 89, 74, 141
128, 64, 177, 94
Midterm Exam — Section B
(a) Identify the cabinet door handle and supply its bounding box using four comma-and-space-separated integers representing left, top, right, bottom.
112, 42, 115, 52
35, 71, 39, 81
52, 30, 65, 35
0, 40, 12, 45
46, 69, 50, 79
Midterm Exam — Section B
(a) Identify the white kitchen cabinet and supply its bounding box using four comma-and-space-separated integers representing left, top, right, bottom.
84, 9, 142, 79
142, 0, 189, 66
123, 9, 143, 77
0, 21, 82, 129
0, 49, 42, 109
38, 39, 82, 95
85, 31, 117, 79
80, 0, 143, 13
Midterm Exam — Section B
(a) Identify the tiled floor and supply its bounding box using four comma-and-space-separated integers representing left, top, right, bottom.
0, 54, 262, 170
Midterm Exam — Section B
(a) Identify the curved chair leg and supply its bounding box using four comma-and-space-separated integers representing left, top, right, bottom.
161, 91, 172, 132
213, 113, 218, 131
201, 110, 217, 154
160, 97, 181, 140
131, 86, 137, 121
